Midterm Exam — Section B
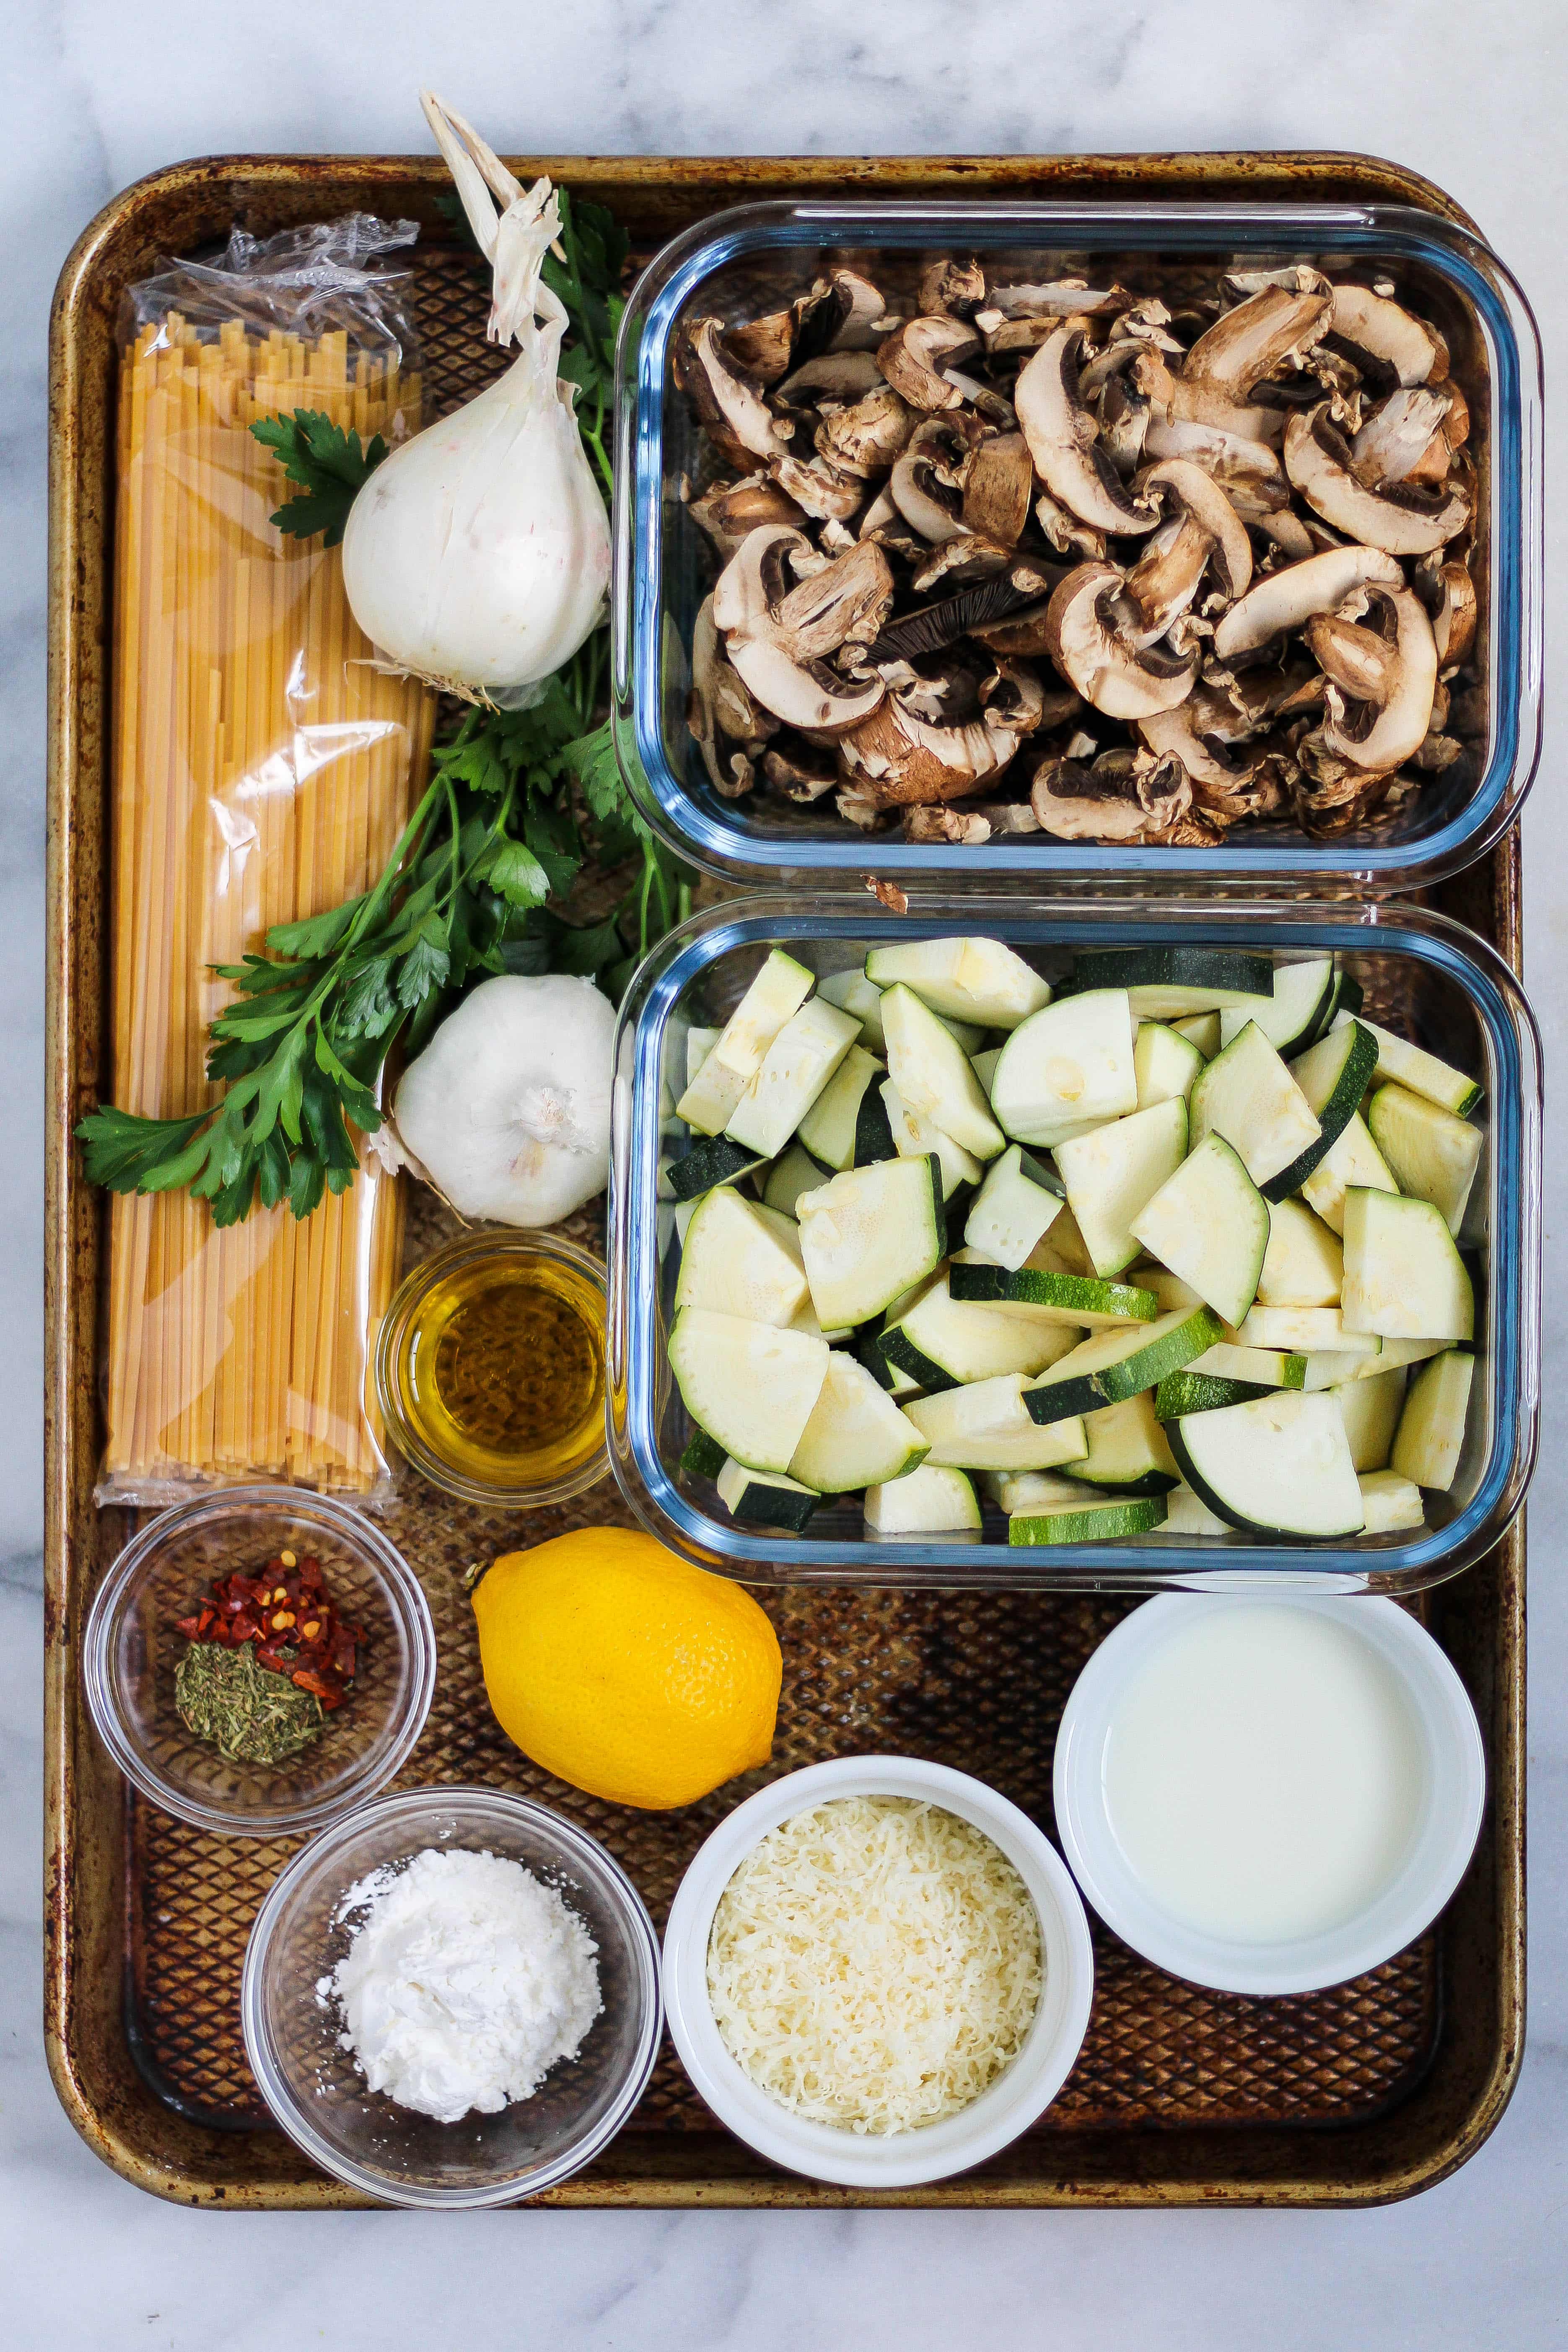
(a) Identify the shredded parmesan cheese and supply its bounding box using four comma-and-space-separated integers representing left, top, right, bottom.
706, 1796, 1042, 2136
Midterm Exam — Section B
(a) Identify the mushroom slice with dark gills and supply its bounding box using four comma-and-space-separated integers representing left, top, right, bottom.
1302, 585, 1439, 774
1349, 387, 1454, 489
1137, 690, 1288, 826
687, 599, 776, 797
1041, 562, 1199, 721
838, 690, 1021, 808
1326, 285, 1447, 388
1029, 746, 1193, 842
1140, 413, 1290, 519
1130, 345, 1286, 448
686, 472, 809, 560
793, 268, 896, 358
814, 384, 917, 477
1212, 544, 1404, 662
1180, 282, 1332, 399
980, 659, 1052, 736
714, 527, 895, 664
1414, 560, 1478, 674
768, 452, 866, 523
876, 316, 982, 412
1284, 403, 1469, 555
677, 317, 791, 468
1015, 327, 1160, 535
1120, 460, 1252, 647
887, 413, 985, 543
918, 257, 987, 318
778, 350, 885, 404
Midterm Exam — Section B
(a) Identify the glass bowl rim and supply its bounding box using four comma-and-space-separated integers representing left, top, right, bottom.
81, 1483, 438, 1839
240, 1784, 664, 2207
374, 1228, 611, 1510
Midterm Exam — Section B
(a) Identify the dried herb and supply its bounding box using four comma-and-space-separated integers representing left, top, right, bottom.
175, 1640, 326, 1766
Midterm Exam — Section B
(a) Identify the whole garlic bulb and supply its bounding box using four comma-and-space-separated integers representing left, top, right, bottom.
392, 975, 616, 1227
340, 96, 611, 703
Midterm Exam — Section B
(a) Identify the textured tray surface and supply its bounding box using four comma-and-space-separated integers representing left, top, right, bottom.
47, 150, 1524, 2210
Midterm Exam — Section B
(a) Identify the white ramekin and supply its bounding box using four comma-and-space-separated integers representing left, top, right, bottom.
1053, 1594, 1487, 1997
661, 1755, 1094, 2189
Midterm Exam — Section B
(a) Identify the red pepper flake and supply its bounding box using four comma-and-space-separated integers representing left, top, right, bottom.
175, 1551, 361, 1708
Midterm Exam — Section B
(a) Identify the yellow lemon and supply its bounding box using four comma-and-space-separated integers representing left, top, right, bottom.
473, 1527, 782, 1810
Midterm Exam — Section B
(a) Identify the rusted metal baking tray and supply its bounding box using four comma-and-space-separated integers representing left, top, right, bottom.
47, 150, 1524, 2208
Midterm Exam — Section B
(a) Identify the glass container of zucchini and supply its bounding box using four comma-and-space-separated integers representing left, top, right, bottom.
609, 899, 1539, 1593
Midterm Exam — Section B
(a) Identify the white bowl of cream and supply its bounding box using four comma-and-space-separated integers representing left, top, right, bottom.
1053, 1596, 1486, 1997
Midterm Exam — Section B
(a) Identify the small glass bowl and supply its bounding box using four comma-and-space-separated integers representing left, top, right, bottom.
375, 1231, 610, 1508
81, 1486, 436, 1838
241, 1787, 662, 2207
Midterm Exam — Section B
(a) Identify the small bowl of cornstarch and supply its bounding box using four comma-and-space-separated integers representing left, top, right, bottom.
242, 1787, 661, 2206
662, 1756, 1094, 2187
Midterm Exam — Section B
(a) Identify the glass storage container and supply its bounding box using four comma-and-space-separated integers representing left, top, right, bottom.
612, 200, 1541, 894
607, 896, 1539, 1594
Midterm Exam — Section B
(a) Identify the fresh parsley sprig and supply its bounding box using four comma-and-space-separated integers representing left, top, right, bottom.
78, 190, 689, 1227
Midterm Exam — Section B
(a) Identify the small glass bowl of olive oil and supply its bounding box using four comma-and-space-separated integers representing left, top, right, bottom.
375, 1233, 609, 1507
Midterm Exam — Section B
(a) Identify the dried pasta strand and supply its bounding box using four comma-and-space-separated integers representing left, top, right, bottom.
102, 303, 431, 1499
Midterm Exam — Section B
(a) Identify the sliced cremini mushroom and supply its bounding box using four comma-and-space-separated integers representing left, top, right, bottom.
909, 536, 1013, 596
959, 432, 1034, 547
1042, 562, 1199, 720
1212, 544, 1405, 661
1415, 560, 1478, 673
903, 804, 995, 844
1221, 266, 1334, 303
1327, 285, 1447, 387
876, 316, 983, 412
768, 451, 866, 522
1016, 327, 1159, 536
1181, 283, 1332, 398
980, 659, 1051, 735
1130, 346, 1286, 446
984, 280, 1131, 320
888, 417, 979, 544
1306, 585, 1438, 772
722, 309, 797, 384
814, 384, 916, 477
794, 269, 894, 358
1250, 510, 1318, 563
762, 737, 838, 801
1029, 747, 1192, 841
1349, 387, 1453, 489
686, 472, 809, 560
1121, 459, 1253, 645
919, 258, 987, 318
779, 349, 885, 404
1303, 609, 1400, 705
1283, 404, 1469, 555
1140, 414, 1289, 517
1137, 688, 1285, 821
714, 526, 894, 671
728, 637, 886, 734
679, 318, 789, 465
941, 369, 1017, 429
1099, 373, 1151, 475
1288, 744, 1402, 837
1033, 489, 1109, 563
838, 693, 1020, 806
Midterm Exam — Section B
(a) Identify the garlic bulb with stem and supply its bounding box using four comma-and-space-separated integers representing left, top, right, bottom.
341, 94, 612, 704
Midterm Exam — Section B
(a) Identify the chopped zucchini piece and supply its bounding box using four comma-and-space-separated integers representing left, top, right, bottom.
948, 1248, 1157, 1329
726, 995, 861, 1160
1341, 1188, 1474, 1342
863, 1465, 982, 1534
715, 1459, 820, 1533
796, 1155, 946, 1330
667, 1308, 829, 1475
685, 1025, 721, 1087
1172, 1011, 1221, 1059
706, 949, 815, 1081
981, 1469, 1091, 1514
1358, 1469, 1426, 1533
879, 1268, 1081, 1393
989, 989, 1138, 1149
1063, 1392, 1180, 1495
1261, 1018, 1379, 1199
1133, 1020, 1203, 1110
1166, 1391, 1365, 1538
665, 1136, 770, 1201
674, 1185, 811, 1328
1390, 1349, 1475, 1491
963, 1143, 1065, 1271
1366, 1082, 1483, 1237
1129, 1131, 1268, 1328
1334, 1011, 1482, 1117
882, 1080, 982, 1201
1190, 1019, 1321, 1190
1216, 957, 1336, 1055
1009, 1495, 1167, 1545
675, 1045, 749, 1137
1070, 946, 1273, 1018
1154, 1367, 1275, 1418
1299, 1111, 1399, 1236
1024, 1304, 1221, 1422
881, 983, 1004, 1160
762, 1141, 828, 1220
863, 936, 1050, 1030
679, 1427, 726, 1480
1331, 1365, 1408, 1473
1257, 1198, 1343, 1307
1236, 1306, 1382, 1357
795, 1044, 889, 1172
905, 1376, 1088, 1472
1054, 1095, 1190, 1278
788, 1350, 929, 1492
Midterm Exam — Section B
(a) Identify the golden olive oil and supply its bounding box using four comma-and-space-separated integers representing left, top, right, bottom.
395, 1248, 606, 1496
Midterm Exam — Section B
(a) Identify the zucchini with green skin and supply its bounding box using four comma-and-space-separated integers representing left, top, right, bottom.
864, 937, 1050, 1031
1298, 1111, 1399, 1236
1153, 1367, 1275, 1418
1390, 1348, 1474, 1490
948, 1248, 1158, 1329
677, 949, 814, 1132
715, 1458, 820, 1532
879, 1269, 1081, 1393
1333, 1010, 1481, 1117
1166, 1390, 1365, 1538
796, 1044, 890, 1172
1341, 1188, 1474, 1343
988, 989, 1138, 1149
1053, 1095, 1189, 1278
1063, 1392, 1180, 1495
1024, 1303, 1221, 1424
1068, 946, 1273, 1018
1009, 1495, 1167, 1545
856, 1330, 923, 1399
1186, 1341, 1306, 1389
726, 994, 861, 1160
1190, 1020, 1322, 1190
963, 1143, 1065, 1271
982, 1468, 1093, 1514
1366, 1082, 1483, 1236
905, 1375, 1088, 1472
1133, 1020, 1203, 1110
1217, 957, 1337, 1056
1128, 1131, 1267, 1328
668, 1307, 829, 1474
674, 1185, 810, 1328
665, 1136, 770, 1201
881, 984, 1004, 1160
796, 1154, 946, 1330
863, 1465, 982, 1534
788, 1349, 929, 1492
679, 1427, 727, 1480
1260, 1019, 1380, 1200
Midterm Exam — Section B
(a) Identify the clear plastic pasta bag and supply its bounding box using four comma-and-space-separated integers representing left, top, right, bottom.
99, 217, 436, 1504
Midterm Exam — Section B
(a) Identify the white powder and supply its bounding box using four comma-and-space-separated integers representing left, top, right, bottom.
318, 1846, 602, 2124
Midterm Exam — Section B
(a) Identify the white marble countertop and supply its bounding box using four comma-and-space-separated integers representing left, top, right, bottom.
5, 3, 1566, 2344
